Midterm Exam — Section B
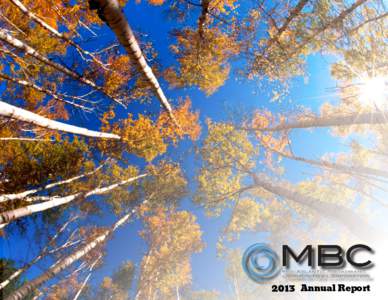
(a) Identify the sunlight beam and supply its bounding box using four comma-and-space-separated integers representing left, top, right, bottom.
359, 76, 387, 109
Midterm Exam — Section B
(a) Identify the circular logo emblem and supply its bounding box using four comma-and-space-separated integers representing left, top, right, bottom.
242, 243, 281, 282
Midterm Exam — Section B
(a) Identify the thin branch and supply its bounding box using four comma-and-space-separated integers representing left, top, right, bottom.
0, 28, 125, 107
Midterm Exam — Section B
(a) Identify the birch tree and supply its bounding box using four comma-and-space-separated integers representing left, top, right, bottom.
0, 162, 106, 203
196, 121, 378, 240
4, 221, 117, 300
1, 1, 386, 298
0, 138, 91, 202
5, 161, 189, 300
242, 110, 388, 132
8, 0, 109, 71
0, 29, 124, 107
0, 216, 78, 291
0, 173, 147, 228
89, 0, 178, 125
0, 101, 121, 139
0, 259, 34, 300
0, 72, 94, 113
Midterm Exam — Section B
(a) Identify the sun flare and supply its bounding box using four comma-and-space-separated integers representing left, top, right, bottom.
359, 76, 387, 108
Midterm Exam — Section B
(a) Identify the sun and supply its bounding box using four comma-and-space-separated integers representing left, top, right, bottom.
359, 76, 387, 109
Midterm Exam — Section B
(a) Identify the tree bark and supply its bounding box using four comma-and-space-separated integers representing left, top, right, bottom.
0, 29, 124, 106
0, 216, 77, 290
292, 154, 388, 179
243, 111, 388, 132
89, 0, 178, 126
250, 173, 376, 240
0, 163, 105, 203
0, 100, 121, 139
0, 137, 50, 142
0, 173, 147, 227
5, 201, 146, 300
263, 145, 388, 179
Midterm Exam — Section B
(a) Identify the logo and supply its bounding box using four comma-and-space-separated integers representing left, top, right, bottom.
242, 243, 281, 282
242, 244, 374, 283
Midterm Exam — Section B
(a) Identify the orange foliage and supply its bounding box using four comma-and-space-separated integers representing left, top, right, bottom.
251, 110, 288, 168
157, 97, 201, 143
138, 209, 203, 297
97, 99, 200, 161
98, 111, 167, 161
136, 0, 165, 5
104, 55, 132, 95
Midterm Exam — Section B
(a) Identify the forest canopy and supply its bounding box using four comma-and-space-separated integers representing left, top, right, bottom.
0, 0, 387, 299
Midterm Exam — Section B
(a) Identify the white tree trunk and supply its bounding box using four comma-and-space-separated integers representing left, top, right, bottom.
243, 111, 388, 132
0, 216, 78, 290
0, 269, 24, 291
5, 200, 148, 300
89, 0, 178, 126
0, 100, 121, 139
0, 137, 50, 142
0, 173, 147, 227
0, 29, 123, 106
232, 273, 241, 300
8, 0, 109, 71
260, 142, 388, 179
249, 173, 376, 240
0, 163, 105, 203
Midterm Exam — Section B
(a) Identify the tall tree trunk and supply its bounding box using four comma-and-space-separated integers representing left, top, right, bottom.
0, 162, 106, 203
0, 29, 124, 106
338, 182, 388, 208
0, 101, 121, 139
232, 272, 241, 300
0, 174, 147, 227
8, 0, 109, 71
0, 72, 93, 112
89, 0, 179, 126
250, 173, 375, 240
0, 216, 77, 290
0, 137, 50, 142
293, 154, 388, 179
263, 144, 388, 179
244, 111, 388, 132
4, 202, 145, 300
